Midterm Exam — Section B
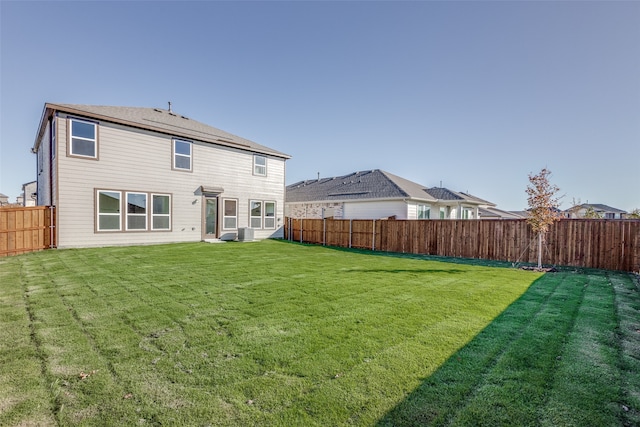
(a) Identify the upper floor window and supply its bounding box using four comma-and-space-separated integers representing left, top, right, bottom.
173, 139, 192, 171
253, 155, 266, 176
70, 119, 97, 158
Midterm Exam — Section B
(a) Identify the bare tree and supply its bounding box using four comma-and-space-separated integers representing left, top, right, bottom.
526, 168, 561, 268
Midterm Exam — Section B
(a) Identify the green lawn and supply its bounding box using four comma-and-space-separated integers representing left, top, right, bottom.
1, 240, 638, 426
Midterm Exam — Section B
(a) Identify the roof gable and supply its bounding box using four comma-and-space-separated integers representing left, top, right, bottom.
34, 103, 290, 159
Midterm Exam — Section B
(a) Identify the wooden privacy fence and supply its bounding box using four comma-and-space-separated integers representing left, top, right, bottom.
285, 218, 640, 272
0, 206, 56, 257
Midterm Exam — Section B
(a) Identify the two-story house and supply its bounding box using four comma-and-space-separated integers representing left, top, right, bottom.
33, 103, 290, 248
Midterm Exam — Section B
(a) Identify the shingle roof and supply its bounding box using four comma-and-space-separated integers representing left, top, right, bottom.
286, 169, 490, 205
34, 103, 290, 159
479, 207, 525, 219
566, 203, 627, 214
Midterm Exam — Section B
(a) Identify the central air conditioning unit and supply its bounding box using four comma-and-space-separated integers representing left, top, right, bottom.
237, 227, 254, 242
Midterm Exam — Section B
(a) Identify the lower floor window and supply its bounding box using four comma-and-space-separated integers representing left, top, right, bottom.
417, 204, 430, 219
96, 189, 171, 232
250, 200, 276, 229
152, 194, 171, 230
98, 191, 121, 230
223, 199, 238, 229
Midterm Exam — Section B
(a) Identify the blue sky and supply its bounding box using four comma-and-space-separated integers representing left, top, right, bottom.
1, 1, 639, 211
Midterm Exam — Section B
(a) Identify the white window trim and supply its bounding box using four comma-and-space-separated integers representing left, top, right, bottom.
253, 155, 267, 176
173, 139, 192, 171
96, 190, 171, 233
151, 193, 172, 230
222, 198, 238, 230
97, 190, 122, 232
417, 204, 431, 219
250, 200, 263, 229
126, 192, 148, 231
70, 118, 98, 159
249, 199, 276, 229
264, 201, 276, 229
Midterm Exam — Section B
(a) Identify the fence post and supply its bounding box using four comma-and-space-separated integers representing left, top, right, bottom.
372, 219, 376, 251
349, 220, 352, 248
323, 219, 326, 246
49, 206, 56, 248
300, 219, 303, 243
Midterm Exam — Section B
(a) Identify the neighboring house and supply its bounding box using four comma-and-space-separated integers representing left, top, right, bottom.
33, 103, 290, 248
0, 193, 8, 206
286, 169, 511, 220
478, 206, 525, 220
564, 203, 627, 219
22, 181, 37, 207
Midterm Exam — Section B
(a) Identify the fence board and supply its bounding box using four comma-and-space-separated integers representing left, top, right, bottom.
285, 218, 640, 272
0, 206, 55, 256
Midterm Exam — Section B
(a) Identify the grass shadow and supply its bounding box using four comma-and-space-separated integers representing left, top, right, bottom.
375, 269, 628, 427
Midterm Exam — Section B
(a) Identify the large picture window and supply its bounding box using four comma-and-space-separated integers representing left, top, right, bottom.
97, 191, 121, 231
253, 155, 266, 176
223, 199, 238, 230
70, 119, 97, 158
96, 189, 170, 232
173, 139, 192, 171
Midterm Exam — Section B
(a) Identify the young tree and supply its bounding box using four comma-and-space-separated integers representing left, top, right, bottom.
627, 208, 640, 219
526, 168, 561, 268
583, 206, 603, 219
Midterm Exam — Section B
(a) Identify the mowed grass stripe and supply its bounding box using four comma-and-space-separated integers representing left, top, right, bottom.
0, 256, 56, 426
610, 273, 640, 427
540, 272, 622, 426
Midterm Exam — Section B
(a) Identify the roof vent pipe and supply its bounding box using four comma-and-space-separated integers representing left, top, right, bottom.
317, 172, 320, 181
168, 101, 172, 113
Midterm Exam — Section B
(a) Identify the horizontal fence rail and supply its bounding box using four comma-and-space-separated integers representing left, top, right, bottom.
0, 206, 55, 257
285, 218, 640, 272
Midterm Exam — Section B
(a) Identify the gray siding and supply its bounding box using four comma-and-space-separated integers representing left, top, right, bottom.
343, 200, 408, 219
55, 114, 285, 248
36, 121, 51, 206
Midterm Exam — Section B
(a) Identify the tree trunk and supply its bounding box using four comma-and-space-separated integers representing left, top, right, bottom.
538, 232, 542, 268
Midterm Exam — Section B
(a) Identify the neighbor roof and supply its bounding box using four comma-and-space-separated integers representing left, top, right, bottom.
33, 103, 290, 159
286, 169, 490, 205
565, 203, 627, 214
